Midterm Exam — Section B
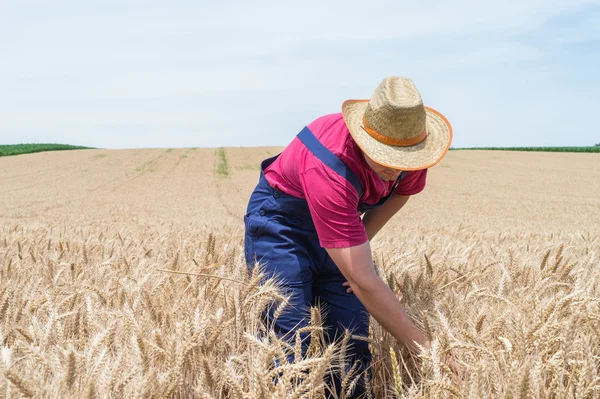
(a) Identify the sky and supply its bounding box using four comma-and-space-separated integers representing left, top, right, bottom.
1, 0, 599, 149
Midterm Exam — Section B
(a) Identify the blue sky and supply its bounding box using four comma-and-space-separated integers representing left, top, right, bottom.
1, 0, 599, 149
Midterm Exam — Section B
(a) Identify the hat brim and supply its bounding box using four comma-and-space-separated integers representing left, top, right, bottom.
342, 100, 453, 171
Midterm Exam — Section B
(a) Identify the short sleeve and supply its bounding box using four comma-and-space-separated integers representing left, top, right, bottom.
300, 167, 368, 248
394, 169, 428, 196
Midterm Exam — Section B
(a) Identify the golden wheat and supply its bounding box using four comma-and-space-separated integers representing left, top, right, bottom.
0, 223, 597, 397
1, 148, 599, 397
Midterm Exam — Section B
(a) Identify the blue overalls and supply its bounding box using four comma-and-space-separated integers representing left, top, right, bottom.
244, 127, 407, 398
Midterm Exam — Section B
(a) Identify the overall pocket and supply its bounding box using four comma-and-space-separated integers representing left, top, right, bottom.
244, 195, 276, 238
244, 213, 269, 238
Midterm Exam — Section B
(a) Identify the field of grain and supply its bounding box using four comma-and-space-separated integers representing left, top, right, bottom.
0, 147, 599, 398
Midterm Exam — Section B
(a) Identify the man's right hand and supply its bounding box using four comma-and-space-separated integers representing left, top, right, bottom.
326, 241, 429, 355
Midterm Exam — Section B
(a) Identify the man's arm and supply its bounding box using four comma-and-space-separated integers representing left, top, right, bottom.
362, 194, 410, 240
326, 241, 428, 355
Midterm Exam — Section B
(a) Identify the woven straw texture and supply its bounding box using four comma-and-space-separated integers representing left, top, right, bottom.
342, 77, 452, 170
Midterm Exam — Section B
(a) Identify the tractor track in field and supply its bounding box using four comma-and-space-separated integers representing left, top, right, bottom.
211, 148, 242, 221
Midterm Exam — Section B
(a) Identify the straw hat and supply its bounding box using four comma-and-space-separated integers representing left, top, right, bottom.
342, 76, 452, 171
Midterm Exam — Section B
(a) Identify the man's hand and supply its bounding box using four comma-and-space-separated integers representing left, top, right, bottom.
342, 281, 353, 293
444, 348, 463, 377
326, 241, 429, 355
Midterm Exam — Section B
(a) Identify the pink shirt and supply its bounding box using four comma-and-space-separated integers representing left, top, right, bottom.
264, 113, 427, 248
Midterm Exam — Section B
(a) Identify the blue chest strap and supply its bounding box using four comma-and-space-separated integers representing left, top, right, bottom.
297, 127, 409, 206
297, 127, 364, 199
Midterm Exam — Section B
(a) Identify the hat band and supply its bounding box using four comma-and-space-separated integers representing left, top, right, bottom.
361, 115, 428, 147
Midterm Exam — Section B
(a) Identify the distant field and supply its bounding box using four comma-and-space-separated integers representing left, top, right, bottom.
0, 143, 93, 157
4, 143, 600, 158
454, 146, 600, 153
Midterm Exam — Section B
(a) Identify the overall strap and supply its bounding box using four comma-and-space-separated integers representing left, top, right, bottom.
297, 127, 364, 199
395, 171, 409, 187
377, 171, 409, 204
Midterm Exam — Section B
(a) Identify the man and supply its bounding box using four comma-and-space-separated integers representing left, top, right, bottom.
244, 76, 453, 397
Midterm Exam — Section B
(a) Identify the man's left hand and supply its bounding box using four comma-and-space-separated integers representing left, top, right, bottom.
342, 281, 354, 293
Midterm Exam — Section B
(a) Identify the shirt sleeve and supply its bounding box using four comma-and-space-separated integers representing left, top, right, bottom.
300, 167, 368, 248
394, 169, 428, 196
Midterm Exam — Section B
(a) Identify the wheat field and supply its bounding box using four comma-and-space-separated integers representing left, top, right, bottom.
0, 147, 599, 398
